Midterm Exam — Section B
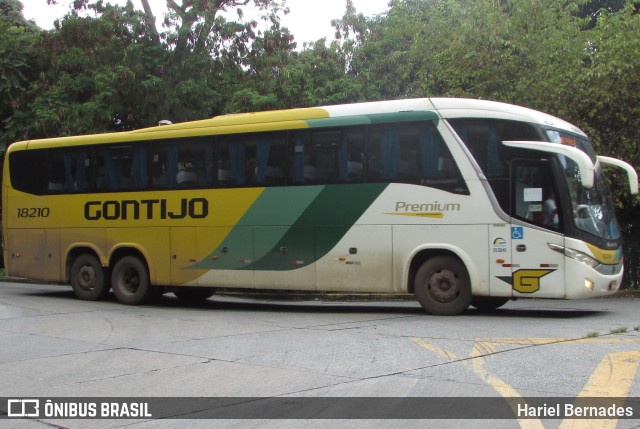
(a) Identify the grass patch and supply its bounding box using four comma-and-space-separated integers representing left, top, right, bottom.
610, 327, 629, 334
585, 331, 600, 338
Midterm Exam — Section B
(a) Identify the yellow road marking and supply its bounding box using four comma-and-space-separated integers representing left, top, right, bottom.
411, 338, 544, 429
477, 338, 640, 346
559, 351, 640, 429
579, 351, 640, 397
470, 342, 545, 429
410, 337, 459, 362
411, 338, 640, 429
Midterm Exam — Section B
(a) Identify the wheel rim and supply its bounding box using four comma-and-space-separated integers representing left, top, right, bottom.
78, 265, 96, 291
427, 268, 460, 303
121, 266, 140, 294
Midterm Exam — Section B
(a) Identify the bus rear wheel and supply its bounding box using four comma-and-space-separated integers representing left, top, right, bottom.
70, 254, 109, 301
174, 287, 216, 302
111, 256, 158, 305
415, 256, 472, 315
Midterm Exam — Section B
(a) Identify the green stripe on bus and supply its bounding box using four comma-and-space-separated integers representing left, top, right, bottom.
192, 183, 388, 272
192, 186, 324, 270
305, 111, 438, 128
252, 183, 388, 271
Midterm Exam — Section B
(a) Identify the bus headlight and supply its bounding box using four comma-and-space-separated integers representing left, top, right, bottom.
585, 278, 594, 291
548, 243, 599, 268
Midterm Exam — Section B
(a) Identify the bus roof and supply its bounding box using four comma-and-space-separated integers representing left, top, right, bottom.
11, 98, 588, 150
428, 98, 587, 137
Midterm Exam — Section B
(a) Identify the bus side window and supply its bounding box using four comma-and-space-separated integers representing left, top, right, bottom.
150, 152, 166, 187
104, 146, 136, 191
150, 138, 214, 189
344, 128, 364, 182
218, 138, 246, 186
8, 149, 47, 195
449, 119, 542, 207
254, 134, 286, 186
176, 140, 212, 187
217, 133, 286, 187
290, 132, 311, 184
47, 150, 91, 193
47, 155, 66, 192
290, 128, 364, 185
312, 131, 341, 182
151, 143, 177, 188
367, 122, 468, 194
367, 127, 400, 181
368, 124, 430, 183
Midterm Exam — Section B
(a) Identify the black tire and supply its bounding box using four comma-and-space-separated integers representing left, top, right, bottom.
111, 256, 157, 305
174, 287, 216, 302
414, 255, 472, 315
471, 297, 510, 311
70, 254, 109, 301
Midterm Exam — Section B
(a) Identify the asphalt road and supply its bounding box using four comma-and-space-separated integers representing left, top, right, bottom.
0, 281, 639, 429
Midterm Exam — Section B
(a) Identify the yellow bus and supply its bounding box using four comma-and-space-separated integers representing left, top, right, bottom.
3, 98, 637, 315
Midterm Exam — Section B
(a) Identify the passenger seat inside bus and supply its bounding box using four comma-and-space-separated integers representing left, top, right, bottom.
177, 162, 198, 186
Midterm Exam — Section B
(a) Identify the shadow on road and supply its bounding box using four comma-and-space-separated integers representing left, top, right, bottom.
9, 285, 610, 319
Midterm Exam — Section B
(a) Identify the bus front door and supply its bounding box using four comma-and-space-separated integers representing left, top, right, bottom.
510, 161, 566, 298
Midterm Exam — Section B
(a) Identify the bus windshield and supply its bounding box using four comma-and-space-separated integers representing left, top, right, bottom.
547, 130, 621, 240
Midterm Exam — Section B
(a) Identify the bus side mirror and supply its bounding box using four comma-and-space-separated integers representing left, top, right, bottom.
502, 140, 595, 188
597, 156, 639, 195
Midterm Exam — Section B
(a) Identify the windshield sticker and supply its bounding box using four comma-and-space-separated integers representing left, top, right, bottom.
560, 136, 577, 146
524, 188, 543, 202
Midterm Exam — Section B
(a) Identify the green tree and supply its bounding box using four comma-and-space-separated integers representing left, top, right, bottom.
4, 0, 288, 143
332, 0, 428, 101
6, 4, 162, 139
0, 0, 39, 148
343, 0, 639, 174
197, 0, 365, 113
573, 2, 640, 220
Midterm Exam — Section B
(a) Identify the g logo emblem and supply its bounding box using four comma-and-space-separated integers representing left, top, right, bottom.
512, 269, 554, 293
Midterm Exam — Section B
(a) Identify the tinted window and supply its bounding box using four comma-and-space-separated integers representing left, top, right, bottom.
449, 119, 543, 210
218, 132, 286, 187
9, 149, 47, 195
290, 127, 364, 185
47, 149, 96, 193
10, 120, 467, 195
152, 138, 214, 189
367, 122, 468, 194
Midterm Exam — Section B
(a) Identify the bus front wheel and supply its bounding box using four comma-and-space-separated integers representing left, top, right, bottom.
415, 256, 472, 315
111, 256, 157, 305
70, 254, 109, 301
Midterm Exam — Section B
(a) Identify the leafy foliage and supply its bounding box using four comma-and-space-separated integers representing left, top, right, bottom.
335, 0, 640, 210
0, 0, 39, 145
1, 0, 289, 145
